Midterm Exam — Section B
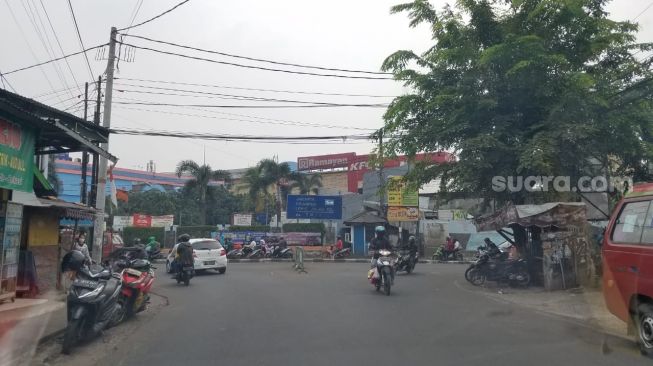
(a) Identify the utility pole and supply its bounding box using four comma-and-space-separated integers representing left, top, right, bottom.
92, 27, 117, 263
90, 76, 102, 207
378, 129, 386, 221
80, 82, 89, 204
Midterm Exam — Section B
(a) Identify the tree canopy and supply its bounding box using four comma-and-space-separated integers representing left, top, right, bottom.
176, 160, 231, 224
382, 0, 653, 204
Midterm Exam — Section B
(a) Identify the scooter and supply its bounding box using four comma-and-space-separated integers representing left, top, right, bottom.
332, 247, 351, 259
176, 264, 194, 286
61, 264, 123, 354
114, 258, 155, 319
465, 252, 530, 287
433, 246, 464, 261
395, 250, 417, 273
368, 249, 395, 296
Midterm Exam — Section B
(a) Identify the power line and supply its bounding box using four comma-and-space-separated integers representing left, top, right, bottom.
118, 0, 190, 31
3, 0, 62, 103
121, 34, 392, 75
66, 0, 95, 80
117, 42, 396, 80
0, 70, 16, 92
634, 1, 653, 20
114, 86, 391, 105
38, 0, 82, 95
112, 105, 376, 131
22, 0, 75, 99
3, 43, 108, 76
113, 100, 388, 108
115, 77, 397, 98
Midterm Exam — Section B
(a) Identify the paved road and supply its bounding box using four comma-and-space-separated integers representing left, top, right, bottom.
34, 263, 648, 366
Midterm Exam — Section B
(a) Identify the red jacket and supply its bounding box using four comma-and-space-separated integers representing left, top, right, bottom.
336, 240, 343, 250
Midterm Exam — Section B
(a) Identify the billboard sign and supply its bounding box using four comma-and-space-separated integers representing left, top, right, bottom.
113, 216, 132, 230
287, 195, 342, 220
297, 153, 354, 171
387, 207, 419, 222
232, 214, 252, 226
387, 176, 419, 207
151, 215, 174, 229
132, 214, 152, 227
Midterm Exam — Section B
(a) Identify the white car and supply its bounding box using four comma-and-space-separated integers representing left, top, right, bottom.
166, 238, 227, 274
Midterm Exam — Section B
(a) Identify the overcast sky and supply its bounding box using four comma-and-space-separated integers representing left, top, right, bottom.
1, 0, 651, 172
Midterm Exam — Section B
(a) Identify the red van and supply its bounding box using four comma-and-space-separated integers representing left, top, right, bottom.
603, 182, 653, 357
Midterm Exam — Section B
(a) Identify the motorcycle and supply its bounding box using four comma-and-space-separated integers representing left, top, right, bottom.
465, 252, 530, 287
61, 263, 123, 354
176, 264, 194, 286
114, 258, 155, 319
395, 250, 417, 274
368, 249, 395, 296
227, 245, 254, 259
266, 245, 293, 259
332, 247, 351, 259
433, 246, 464, 261
247, 245, 265, 259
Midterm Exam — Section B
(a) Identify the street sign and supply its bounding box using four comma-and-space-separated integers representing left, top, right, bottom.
387, 176, 418, 207
287, 195, 342, 220
387, 206, 419, 222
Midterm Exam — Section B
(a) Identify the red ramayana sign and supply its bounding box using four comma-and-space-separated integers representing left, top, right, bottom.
297, 153, 355, 171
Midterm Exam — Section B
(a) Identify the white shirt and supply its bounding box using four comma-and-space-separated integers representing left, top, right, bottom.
453, 240, 461, 250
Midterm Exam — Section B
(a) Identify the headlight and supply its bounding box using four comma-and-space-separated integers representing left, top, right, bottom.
382, 261, 390, 265
78, 283, 105, 299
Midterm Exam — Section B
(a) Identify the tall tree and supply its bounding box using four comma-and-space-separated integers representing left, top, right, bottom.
243, 159, 293, 224
381, 0, 653, 205
290, 172, 323, 194
175, 160, 231, 225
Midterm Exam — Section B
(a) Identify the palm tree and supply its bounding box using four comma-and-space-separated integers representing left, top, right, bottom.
243, 159, 292, 226
176, 160, 231, 225
290, 172, 322, 195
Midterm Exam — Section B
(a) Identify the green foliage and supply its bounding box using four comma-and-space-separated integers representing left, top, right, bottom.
176, 160, 232, 225
123, 227, 165, 244
177, 226, 216, 239
282, 223, 326, 234
289, 172, 323, 194
383, 0, 653, 205
229, 225, 270, 232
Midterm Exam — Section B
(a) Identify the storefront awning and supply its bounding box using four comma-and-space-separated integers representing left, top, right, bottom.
12, 191, 99, 221
475, 202, 587, 231
0, 89, 116, 162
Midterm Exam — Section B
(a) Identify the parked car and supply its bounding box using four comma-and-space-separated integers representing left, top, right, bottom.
102, 232, 124, 259
166, 238, 227, 274
603, 182, 653, 358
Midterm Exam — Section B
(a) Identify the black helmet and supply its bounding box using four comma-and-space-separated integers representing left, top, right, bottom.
61, 250, 86, 272
178, 233, 191, 242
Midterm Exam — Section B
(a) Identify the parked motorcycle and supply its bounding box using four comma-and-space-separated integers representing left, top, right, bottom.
266, 245, 293, 259
433, 246, 464, 261
395, 250, 417, 274
465, 252, 530, 287
114, 258, 155, 319
247, 246, 265, 259
368, 249, 395, 296
61, 251, 123, 354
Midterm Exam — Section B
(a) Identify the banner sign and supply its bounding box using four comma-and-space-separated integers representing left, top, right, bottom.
113, 216, 132, 230
215, 231, 322, 246
387, 176, 418, 207
232, 214, 252, 226
287, 195, 342, 220
132, 214, 152, 227
387, 207, 419, 222
151, 215, 174, 228
0, 119, 34, 192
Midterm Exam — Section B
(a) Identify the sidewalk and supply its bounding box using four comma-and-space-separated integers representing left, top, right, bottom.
0, 295, 66, 366
477, 285, 628, 338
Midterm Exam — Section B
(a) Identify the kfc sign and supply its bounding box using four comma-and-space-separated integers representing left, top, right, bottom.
297, 153, 354, 171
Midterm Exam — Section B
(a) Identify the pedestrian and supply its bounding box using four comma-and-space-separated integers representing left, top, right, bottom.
72, 232, 92, 264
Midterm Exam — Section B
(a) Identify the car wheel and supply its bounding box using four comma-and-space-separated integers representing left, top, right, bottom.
637, 303, 653, 358
218, 268, 226, 274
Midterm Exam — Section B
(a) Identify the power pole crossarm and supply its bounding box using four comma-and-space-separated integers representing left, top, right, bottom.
92, 27, 117, 263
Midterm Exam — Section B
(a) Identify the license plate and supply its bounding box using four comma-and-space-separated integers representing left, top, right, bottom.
204, 261, 215, 265
74, 279, 98, 288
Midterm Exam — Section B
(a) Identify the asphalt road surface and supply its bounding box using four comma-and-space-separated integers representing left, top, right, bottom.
32, 262, 649, 366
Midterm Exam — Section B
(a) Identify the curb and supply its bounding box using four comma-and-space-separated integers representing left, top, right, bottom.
226, 258, 472, 264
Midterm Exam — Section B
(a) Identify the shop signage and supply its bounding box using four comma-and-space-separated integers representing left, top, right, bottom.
287, 195, 342, 220
297, 153, 355, 171
233, 213, 252, 226
151, 214, 174, 228
387, 176, 418, 207
113, 216, 132, 230
387, 206, 419, 222
132, 214, 152, 227
0, 119, 34, 192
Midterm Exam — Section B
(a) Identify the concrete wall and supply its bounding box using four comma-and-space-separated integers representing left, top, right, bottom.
318, 171, 349, 195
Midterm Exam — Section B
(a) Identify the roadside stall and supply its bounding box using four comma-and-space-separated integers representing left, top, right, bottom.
475, 202, 593, 290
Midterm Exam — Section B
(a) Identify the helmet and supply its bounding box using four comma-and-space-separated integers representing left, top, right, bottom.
61, 250, 86, 272
178, 234, 191, 243
148, 236, 156, 242
374, 226, 385, 233
409, 235, 416, 243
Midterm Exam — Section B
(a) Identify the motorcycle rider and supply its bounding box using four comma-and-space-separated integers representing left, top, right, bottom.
175, 234, 194, 273
272, 238, 288, 257
369, 226, 394, 283
145, 236, 160, 257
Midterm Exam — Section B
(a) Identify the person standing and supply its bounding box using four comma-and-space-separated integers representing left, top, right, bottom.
72, 232, 92, 264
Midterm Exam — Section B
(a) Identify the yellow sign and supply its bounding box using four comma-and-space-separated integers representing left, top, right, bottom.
387, 176, 418, 207
387, 206, 419, 222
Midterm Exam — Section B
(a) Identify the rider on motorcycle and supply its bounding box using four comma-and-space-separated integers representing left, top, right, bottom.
369, 226, 394, 282
145, 236, 160, 257
175, 234, 194, 272
402, 235, 418, 258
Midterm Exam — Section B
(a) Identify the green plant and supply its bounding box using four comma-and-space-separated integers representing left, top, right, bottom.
282, 223, 326, 234
122, 227, 165, 245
